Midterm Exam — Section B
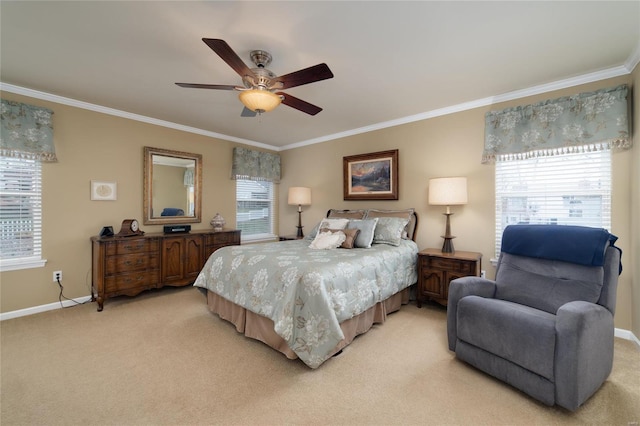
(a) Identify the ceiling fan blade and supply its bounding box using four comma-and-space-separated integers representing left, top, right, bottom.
276, 63, 334, 90
276, 92, 322, 116
240, 107, 257, 117
202, 38, 256, 80
175, 83, 237, 90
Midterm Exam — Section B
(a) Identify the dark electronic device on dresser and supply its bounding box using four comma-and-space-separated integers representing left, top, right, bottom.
99, 226, 114, 237
164, 224, 191, 234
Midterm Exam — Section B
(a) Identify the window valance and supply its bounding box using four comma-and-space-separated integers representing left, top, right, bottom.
482, 84, 631, 163
231, 147, 281, 182
0, 99, 57, 162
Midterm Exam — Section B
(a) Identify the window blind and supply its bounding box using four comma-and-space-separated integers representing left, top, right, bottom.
236, 179, 275, 241
0, 157, 43, 270
494, 148, 611, 258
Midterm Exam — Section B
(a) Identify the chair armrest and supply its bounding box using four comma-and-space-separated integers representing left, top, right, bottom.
447, 277, 496, 351
555, 301, 614, 411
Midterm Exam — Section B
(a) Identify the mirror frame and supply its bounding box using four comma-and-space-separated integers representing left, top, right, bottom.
143, 146, 202, 225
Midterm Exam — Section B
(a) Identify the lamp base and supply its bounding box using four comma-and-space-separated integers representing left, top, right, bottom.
441, 236, 456, 254
441, 212, 456, 254
296, 210, 304, 238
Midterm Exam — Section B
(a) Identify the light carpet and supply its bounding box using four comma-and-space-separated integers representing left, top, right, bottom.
1, 286, 638, 425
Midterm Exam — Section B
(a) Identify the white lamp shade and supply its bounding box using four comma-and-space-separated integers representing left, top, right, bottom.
428, 177, 468, 206
288, 187, 311, 206
239, 90, 282, 113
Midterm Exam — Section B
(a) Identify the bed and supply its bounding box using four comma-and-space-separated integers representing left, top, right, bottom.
194, 208, 419, 368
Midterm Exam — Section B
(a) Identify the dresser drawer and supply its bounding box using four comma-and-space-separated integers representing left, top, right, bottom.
205, 231, 240, 246
209, 242, 237, 252
105, 271, 159, 293
105, 253, 159, 274
429, 257, 474, 273
105, 238, 159, 256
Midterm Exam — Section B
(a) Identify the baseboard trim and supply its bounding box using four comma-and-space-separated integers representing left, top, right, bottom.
2, 298, 640, 348
0, 295, 93, 321
615, 328, 640, 348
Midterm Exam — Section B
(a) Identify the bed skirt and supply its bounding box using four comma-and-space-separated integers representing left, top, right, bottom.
206, 287, 411, 361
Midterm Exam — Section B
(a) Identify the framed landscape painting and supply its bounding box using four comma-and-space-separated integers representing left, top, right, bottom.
343, 149, 398, 200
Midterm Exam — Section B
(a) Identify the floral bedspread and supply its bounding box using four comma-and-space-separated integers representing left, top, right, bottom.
193, 239, 418, 368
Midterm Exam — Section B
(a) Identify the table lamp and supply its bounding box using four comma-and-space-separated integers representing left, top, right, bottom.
428, 177, 468, 253
288, 187, 311, 238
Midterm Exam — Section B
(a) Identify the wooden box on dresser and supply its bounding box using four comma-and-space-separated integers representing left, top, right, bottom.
91, 229, 240, 311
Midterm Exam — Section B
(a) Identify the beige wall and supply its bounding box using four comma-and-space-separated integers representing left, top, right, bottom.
0, 91, 273, 313
279, 75, 636, 332
0, 73, 637, 336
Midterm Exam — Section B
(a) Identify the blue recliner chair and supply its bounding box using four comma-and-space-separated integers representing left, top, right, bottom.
447, 225, 621, 411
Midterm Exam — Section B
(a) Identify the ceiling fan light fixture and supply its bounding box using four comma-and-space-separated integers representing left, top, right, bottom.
178, 39, 333, 116
239, 89, 282, 113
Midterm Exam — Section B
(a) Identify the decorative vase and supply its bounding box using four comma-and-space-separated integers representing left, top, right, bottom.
210, 213, 225, 231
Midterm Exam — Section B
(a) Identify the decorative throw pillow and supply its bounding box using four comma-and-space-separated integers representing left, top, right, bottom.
327, 209, 367, 220
306, 218, 350, 240
365, 208, 415, 239
346, 218, 379, 248
320, 227, 361, 249
372, 217, 410, 246
365, 208, 414, 220
309, 230, 347, 250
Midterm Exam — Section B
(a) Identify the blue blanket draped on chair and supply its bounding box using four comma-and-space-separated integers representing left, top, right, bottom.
501, 225, 620, 271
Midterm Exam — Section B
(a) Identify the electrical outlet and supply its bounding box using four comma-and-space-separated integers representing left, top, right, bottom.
480, 270, 486, 279
53, 270, 62, 282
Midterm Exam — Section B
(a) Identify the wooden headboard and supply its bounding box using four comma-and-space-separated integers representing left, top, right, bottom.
325, 209, 419, 242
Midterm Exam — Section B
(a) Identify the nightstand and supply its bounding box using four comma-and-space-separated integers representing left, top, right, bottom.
279, 235, 303, 241
417, 248, 482, 307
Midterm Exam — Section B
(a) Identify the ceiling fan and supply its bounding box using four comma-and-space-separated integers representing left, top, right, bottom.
176, 38, 334, 116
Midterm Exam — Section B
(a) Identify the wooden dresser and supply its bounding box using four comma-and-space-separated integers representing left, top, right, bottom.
91, 229, 240, 311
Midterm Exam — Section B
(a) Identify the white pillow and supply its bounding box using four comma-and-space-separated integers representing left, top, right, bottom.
320, 218, 349, 229
309, 230, 347, 250
307, 218, 350, 239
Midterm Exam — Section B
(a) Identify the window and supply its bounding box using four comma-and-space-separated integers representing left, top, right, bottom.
495, 149, 611, 258
0, 156, 45, 271
236, 179, 276, 242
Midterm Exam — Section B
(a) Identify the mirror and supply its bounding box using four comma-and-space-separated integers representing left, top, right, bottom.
143, 147, 202, 225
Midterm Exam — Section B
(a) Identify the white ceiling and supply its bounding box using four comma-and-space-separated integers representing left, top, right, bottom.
1, 1, 639, 151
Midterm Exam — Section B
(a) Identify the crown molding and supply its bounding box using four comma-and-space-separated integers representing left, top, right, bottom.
0, 83, 276, 151
1, 59, 633, 153
625, 42, 640, 73
282, 65, 632, 151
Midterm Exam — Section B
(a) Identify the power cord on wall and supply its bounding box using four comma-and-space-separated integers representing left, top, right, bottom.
55, 278, 89, 308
